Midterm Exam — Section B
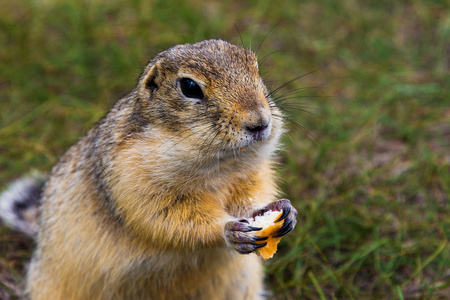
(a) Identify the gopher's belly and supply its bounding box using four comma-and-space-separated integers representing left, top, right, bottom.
114, 249, 264, 300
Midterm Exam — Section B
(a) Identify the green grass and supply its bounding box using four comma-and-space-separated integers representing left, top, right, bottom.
1, 0, 449, 299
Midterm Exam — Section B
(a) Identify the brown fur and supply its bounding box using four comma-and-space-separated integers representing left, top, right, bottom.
26, 39, 288, 299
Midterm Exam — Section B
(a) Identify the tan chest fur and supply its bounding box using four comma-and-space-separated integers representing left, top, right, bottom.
28, 139, 274, 299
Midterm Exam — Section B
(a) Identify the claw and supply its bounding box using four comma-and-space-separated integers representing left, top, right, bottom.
272, 226, 293, 238
272, 219, 294, 238
254, 242, 267, 249
253, 236, 268, 242
273, 219, 293, 237
275, 206, 291, 222
248, 226, 263, 231
273, 218, 293, 235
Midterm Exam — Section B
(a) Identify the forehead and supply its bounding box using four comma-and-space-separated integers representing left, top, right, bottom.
158, 40, 259, 81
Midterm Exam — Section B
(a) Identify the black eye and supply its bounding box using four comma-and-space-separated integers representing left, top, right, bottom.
180, 78, 204, 99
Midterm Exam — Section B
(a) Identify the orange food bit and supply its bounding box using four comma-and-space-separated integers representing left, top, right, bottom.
254, 211, 284, 260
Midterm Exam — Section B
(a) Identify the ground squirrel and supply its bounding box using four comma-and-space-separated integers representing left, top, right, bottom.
0, 39, 297, 299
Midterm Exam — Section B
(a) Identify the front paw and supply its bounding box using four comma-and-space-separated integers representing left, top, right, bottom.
251, 199, 298, 238
224, 220, 268, 254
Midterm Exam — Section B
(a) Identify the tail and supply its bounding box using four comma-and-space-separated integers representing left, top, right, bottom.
0, 173, 47, 238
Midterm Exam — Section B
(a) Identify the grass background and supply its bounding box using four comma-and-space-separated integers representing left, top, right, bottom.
0, 0, 449, 299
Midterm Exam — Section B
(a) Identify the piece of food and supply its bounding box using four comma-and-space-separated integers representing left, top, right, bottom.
249, 210, 284, 260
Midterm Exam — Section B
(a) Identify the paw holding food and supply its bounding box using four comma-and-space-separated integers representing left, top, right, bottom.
225, 199, 297, 259
249, 199, 297, 259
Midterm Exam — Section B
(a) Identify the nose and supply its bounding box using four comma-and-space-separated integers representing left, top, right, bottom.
245, 113, 271, 141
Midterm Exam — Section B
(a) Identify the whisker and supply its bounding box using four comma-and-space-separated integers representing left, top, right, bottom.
276, 102, 321, 110
275, 97, 321, 104
270, 85, 323, 102
255, 22, 281, 57
274, 98, 325, 111
197, 125, 217, 153
282, 108, 321, 119
196, 125, 222, 165
258, 49, 289, 69
267, 68, 324, 98
276, 114, 319, 145
272, 113, 304, 129
234, 23, 245, 49
161, 123, 205, 153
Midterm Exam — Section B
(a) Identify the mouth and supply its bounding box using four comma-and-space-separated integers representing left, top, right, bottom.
198, 122, 274, 164
246, 123, 271, 141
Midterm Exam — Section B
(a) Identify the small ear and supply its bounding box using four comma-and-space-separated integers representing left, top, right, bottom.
142, 63, 159, 92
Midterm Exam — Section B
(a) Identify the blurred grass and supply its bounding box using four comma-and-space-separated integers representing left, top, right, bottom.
0, 0, 449, 299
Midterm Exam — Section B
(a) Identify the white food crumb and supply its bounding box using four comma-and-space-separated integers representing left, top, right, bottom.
248, 210, 281, 228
